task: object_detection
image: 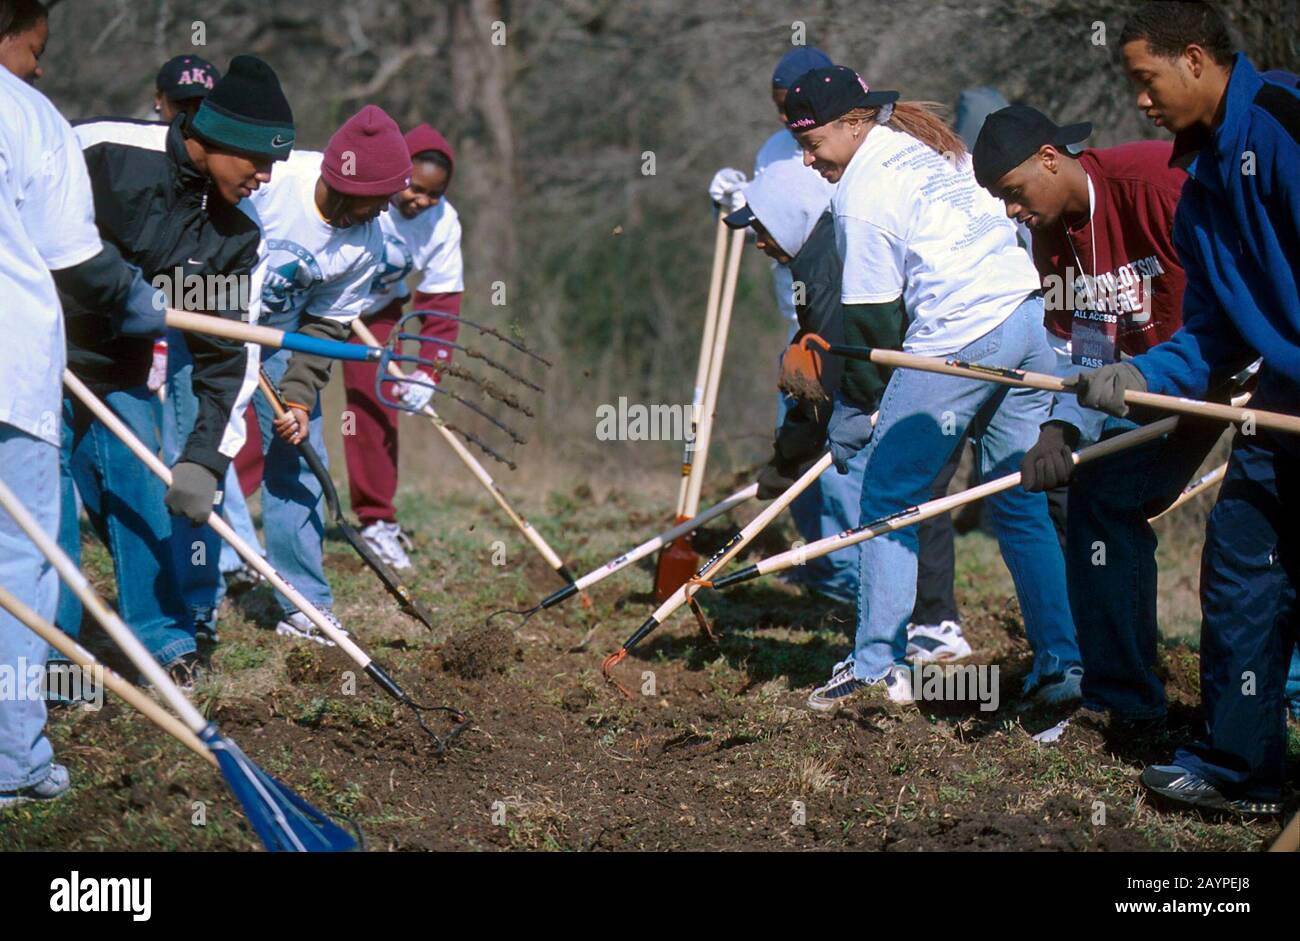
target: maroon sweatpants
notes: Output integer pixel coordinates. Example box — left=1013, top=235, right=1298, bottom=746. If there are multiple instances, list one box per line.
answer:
left=341, top=294, right=461, bottom=525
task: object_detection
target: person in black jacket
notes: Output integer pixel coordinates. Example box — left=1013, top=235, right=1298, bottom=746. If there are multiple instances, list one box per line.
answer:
left=723, top=154, right=971, bottom=662
left=51, top=55, right=294, bottom=686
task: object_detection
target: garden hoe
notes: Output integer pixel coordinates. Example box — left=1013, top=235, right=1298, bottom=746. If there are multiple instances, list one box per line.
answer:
left=257, top=368, right=435, bottom=629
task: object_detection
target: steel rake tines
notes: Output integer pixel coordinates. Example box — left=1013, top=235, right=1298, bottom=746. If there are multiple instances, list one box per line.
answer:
left=394, top=332, right=544, bottom=395
left=375, top=355, right=528, bottom=446
left=409, top=310, right=553, bottom=368
left=402, top=698, right=472, bottom=756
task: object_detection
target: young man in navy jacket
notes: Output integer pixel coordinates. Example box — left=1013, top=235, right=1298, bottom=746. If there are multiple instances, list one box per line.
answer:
left=1076, top=1, right=1299, bottom=816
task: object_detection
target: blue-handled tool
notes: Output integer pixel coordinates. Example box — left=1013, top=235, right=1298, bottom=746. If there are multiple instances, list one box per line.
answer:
left=165, top=309, right=381, bottom=363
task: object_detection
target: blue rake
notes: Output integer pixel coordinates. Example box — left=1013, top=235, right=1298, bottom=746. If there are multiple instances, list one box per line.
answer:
left=0, top=475, right=360, bottom=853
left=202, top=725, right=359, bottom=852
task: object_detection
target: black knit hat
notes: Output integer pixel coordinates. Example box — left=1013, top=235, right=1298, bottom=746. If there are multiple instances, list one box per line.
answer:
left=190, top=55, right=295, bottom=161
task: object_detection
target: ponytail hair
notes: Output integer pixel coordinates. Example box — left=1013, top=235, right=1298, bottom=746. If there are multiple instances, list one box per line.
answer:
left=844, top=101, right=965, bottom=160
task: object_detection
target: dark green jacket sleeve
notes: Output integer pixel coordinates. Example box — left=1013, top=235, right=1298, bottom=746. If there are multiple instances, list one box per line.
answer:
left=277, top=316, right=351, bottom=411
left=839, top=297, right=907, bottom=411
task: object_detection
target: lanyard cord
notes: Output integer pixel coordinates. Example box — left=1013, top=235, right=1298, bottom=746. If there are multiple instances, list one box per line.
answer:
left=1064, top=175, right=1098, bottom=311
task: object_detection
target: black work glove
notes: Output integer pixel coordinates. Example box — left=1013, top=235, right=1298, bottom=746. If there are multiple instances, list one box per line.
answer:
left=1020, top=422, right=1080, bottom=492
left=165, top=462, right=219, bottom=524
left=757, top=446, right=819, bottom=500
left=1068, top=361, right=1147, bottom=418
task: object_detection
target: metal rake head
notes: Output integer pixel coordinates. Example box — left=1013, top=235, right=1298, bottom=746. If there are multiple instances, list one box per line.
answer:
left=395, top=313, right=544, bottom=394
left=405, top=310, right=553, bottom=368
left=375, top=347, right=528, bottom=446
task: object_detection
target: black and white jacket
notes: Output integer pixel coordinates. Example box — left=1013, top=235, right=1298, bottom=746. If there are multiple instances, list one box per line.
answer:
left=64, top=113, right=261, bottom=477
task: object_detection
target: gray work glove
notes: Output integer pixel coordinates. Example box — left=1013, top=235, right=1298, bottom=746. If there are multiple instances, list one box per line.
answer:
left=826, top=399, right=875, bottom=474
left=1067, top=361, right=1147, bottom=418
left=113, top=263, right=168, bottom=339
left=1020, top=422, right=1080, bottom=492
left=165, top=462, right=219, bottom=524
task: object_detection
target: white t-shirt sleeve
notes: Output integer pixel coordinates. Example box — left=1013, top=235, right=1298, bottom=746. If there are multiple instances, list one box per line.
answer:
left=838, top=213, right=906, bottom=304
left=23, top=121, right=101, bottom=271
left=415, top=212, right=464, bottom=294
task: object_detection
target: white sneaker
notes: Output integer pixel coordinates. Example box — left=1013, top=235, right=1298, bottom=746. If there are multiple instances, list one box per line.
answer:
left=361, top=521, right=412, bottom=571
left=906, top=620, right=972, bottom=663
left=0, top=764, right=70, bottom=808
left=881, top=664, right=916, bottom=705
left=274, top=609, right=348, bottom=647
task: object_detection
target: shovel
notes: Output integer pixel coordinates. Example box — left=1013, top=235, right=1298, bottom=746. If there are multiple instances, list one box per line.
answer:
left=655, top=218, right=746, bottom=599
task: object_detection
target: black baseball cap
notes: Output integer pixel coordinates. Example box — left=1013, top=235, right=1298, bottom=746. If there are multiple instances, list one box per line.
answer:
left=155, top=54, right=220, bottom=101
left=783, top=66, right=898, bottom=133
left=972, top=105, right=1092, bottom=190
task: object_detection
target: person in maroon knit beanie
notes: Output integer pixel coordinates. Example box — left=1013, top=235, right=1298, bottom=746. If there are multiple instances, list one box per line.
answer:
left=340, top=123, right=465, bottom=570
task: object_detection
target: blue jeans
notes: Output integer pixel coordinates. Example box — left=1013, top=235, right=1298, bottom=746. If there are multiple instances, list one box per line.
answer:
left=0, top=426, right=59, bottom=790
left=253, top=348, right=333, bottom=616
left=1174, top=369, right=1298, bottom=801
left=849, top=296, right=1078, bottom=690
left=55, top=388, right=194, bottom=666
left=218, top=463, right=263, bottom=576
left=162, top=330, right=228, bottom=619
left=162, top=332, right=267, bottom=612
left=781, top=392, right=869, bottom=596
left=1067, top=412, right=1225, bottom=719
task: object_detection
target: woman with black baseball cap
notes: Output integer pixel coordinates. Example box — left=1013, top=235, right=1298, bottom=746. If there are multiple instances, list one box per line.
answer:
left=783, top=66, right=1080, bottom=714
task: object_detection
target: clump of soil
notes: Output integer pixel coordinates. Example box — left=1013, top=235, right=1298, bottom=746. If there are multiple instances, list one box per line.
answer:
left=285, top=644, right=322, bottom=684
left=441, top=623, right=514, bottom=679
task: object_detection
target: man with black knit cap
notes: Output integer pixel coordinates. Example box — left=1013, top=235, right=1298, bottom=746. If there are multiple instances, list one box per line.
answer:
left=52, top=55, right=294, bottom=685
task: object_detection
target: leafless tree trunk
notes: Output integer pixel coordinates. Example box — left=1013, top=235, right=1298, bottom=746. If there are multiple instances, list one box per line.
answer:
left=449, top=0, right=518, bottom=282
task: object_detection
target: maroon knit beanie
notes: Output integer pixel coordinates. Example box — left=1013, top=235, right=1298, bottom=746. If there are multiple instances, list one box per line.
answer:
left=404, top=123, right=455, bottom=176
left=321, top=105, right=413, bottom=197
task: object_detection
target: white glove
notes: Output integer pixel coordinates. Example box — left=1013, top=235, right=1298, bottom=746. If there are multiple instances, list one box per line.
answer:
left=398, top=369, right=437, bottom=412
left=708, top=167, right=748, bottom=211
left=146, top=340, right=168, bottom=392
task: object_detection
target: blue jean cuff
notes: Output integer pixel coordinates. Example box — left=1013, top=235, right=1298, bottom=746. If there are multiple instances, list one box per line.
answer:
left=0, top=760, right=53, bottom=793
left=155, top=637, right=198, bottom=667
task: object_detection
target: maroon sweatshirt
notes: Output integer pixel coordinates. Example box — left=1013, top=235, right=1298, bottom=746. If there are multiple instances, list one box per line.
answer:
left=1033, top=140, right=1187, bottom=367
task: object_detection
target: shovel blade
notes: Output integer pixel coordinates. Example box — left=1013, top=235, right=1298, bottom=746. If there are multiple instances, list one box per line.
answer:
left=654, top=531, right=699, bottom=602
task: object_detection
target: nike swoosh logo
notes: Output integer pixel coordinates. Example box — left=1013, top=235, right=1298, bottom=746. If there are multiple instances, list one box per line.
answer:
left=188, top=258, right=203, bottom=266
left=271, top=135, right=293, bottom=148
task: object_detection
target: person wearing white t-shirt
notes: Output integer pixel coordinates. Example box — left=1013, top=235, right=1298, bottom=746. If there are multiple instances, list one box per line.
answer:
left=780, top=67, right=1080, bottom=713
left=340, top=124, right=464, bottom=571
left=244, top=105, right=412, bottom=645
left=0, top=65, right=168, bottom=808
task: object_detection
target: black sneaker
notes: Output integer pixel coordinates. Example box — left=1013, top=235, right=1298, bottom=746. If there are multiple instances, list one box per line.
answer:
left=1140, top=764, right=1282, bottom=817
left=43, top=661, right=82, bottom=707
left=192, top=607, right=219, bottom=645
left=223, top=562, right=265, bottom=597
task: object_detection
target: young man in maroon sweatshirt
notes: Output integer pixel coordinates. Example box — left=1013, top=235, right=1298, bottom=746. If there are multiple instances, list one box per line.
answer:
left=972, top=105, right=1227, bottom=738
